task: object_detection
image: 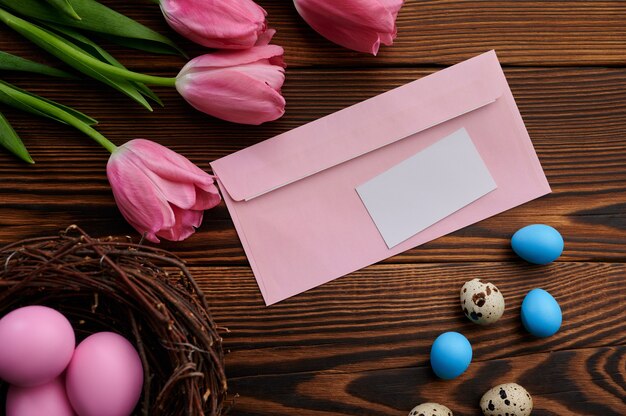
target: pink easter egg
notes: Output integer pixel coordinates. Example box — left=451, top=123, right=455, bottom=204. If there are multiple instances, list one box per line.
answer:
left=66, top=332, right=143, bottom=416
left=6, top=375, right=77, bottom=416
left=0, top=306, right=75, bottom=387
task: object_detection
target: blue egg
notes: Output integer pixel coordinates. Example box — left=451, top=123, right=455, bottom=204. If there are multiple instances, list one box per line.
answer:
left=430, top=332, right=472, bottom=380
left=521, top=288, right=562, bottom=337
left=511, top=224, right=564, bottom=265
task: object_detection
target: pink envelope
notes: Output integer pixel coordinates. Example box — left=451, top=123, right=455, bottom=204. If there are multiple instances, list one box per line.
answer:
left=211, top=50, right=551, bottom=305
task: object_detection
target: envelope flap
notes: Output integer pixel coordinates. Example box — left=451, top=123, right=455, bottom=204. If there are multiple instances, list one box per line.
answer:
left=211, top=51, right=505, bottom=202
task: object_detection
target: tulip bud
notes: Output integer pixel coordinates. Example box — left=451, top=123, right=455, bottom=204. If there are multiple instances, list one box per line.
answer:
left=160, top=0, right=269, bottom=49
left=293, top=0, right=404, bottom=55
left=175, top=34, right=286, bottom=125
left=107, top=139, right=221, bottom=243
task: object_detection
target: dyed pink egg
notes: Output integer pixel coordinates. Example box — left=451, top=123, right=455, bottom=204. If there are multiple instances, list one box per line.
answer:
left=6, top=376, right=77, bottom=416
left=0, top=306, right=75, bottom=387
left=66, top=332, right=143, bottom=416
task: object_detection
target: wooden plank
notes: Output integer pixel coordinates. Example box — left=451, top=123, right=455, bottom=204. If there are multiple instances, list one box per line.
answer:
left=226, top=346, right=626, bottom=415
left=0, top=67, right=625, bottom=263
left=1, top=1, right=626, bottom=68
left=1, top=2, right=624, bottom=415
left=261, top=0, right=626, bottom=67
left=194, top=263, right=626, bottom=415
left=192, top=263, right=626, bottom=376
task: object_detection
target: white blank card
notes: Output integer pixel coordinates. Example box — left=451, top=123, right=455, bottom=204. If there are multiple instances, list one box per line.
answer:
left=356, top=128, right=497, bottom=248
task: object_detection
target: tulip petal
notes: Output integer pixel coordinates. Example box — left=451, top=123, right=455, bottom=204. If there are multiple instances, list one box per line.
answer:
left=191, top=185, right=221, bottom=210
left=234, top=61, right=285, bottom=91
left=378, top=0, right=404, bottom=16
left=178, top=67, right=286, bottom=125
left=142, top=167, right=198, bottom=210
left=107, top=150, right=175, bottom=242
left=307, top=17, right=384, bottom=54
left=297, top=0, right=395, bottom=32
left=294, top=0, right=401, bottom=54
left=106, top=139, right=221, bottom=243
left=161, top=0, right=268, bottom=49
left=125, top=139, right=217, bottom=192
left=156, top=205, right=204, bottom=242
left=255, top=28, right=276, bottom=46
left=179, top=45, right=285, bottom=74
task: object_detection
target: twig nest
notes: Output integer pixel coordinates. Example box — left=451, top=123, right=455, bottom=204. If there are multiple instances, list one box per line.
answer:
left=409, top=402, right=453, bottom=416
left=460, top=279, right=505, bottom=325
left=0, top=226, right=228, bottom=416
left=480, top=383, right=533, bottom=416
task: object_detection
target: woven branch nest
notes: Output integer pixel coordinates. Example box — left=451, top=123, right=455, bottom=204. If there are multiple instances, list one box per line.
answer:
left=0, top=226, right=228, bottom=416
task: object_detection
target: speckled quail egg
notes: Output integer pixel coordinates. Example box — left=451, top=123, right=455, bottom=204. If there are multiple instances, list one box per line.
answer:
left=408, top=402, right=453, bottom=416
left=460, top=279, right=505, bottom=325
left=480, top=383, right=533, bottom=416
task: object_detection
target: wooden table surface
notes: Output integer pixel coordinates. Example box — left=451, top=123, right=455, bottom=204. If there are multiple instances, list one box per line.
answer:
left=1, top=1, right=625, bottom=415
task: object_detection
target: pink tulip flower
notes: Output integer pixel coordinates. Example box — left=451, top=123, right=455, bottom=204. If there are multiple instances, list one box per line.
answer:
left=160, top=0, right=269, bottom=49
left=175, top=32, right=286, bottom=125
left=106, top=139, right=221, bottom=243
left=293, top=0, right=404, bottom=55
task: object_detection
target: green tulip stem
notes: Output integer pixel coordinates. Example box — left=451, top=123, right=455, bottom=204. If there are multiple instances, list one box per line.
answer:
left=0, top=7, right=177, bottom=88
left=0, top=82, right=117, bottom=153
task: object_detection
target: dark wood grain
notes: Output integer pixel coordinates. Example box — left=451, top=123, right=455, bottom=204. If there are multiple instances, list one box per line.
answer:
left=197, top=263, right=626, bottom=376
left=2, top=1, right=626, bottom=69
left=0, top=68, right=625, bottom=264
left=194, top=263, right=626, bottom=415
left=227, top=346, right=626, bottom=416
left=0, top=1, right=625, bottom=415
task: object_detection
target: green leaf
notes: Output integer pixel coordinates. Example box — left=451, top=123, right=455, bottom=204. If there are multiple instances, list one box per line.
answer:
left=0, top=50, right=74, bottom=78
left=0, top=0, right=185, bottom=56
left=44, top=0, right=81, bottom=20
left=0, top=79, right=97, bottom=126
left=0, top=79, right=117, bottom=153
left=0, top=86, right=61, bottom=121
left=0, top=112, right=34, bottom=163
left=0, top=12, right=155, bottom=111
left=38, top=25, right=155, bottom=111
left=101, top=35, right=183, bottom=57
left=46, top=24, right=162, bottom=106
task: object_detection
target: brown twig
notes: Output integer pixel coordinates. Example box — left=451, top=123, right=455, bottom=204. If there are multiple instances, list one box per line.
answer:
left=0, top=226, right=227, bottom=416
